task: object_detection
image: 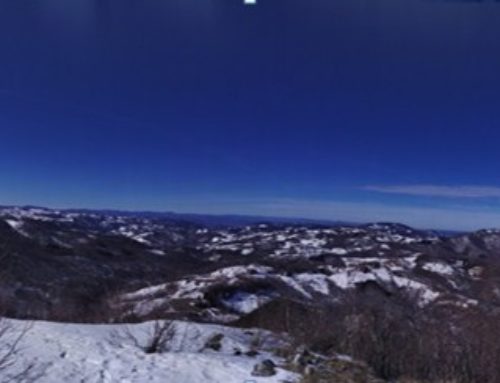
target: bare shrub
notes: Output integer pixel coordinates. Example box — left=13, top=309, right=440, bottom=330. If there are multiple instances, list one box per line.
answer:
left=0, top=241, right=44, bottom=382
left=269, top=288, right=500, bottom=383
left=249, top=329, right=273, bottom=351
left=0, top=320, right=38, bottom=383
left=110, top=320, right=177, bottom=354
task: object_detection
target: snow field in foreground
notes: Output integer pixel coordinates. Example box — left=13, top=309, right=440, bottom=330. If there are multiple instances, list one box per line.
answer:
left=0, top=319, right=298, bottom=383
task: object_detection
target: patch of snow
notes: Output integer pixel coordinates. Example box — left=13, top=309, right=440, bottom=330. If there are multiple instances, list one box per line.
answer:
left=294, top=274, right=330, bottom=295
left=327, top=263, right=439, bottom=306
left=5, top=219, right=23, bottom=230
left=422, top=262, right=454, bottom=276
left=3, top=219, right=30, bottom=238
left=132, top=297, right=169, bottom=316
left=279, top=276, right=313, bottom=298
left=328, top=267, right=392, bottom=289
left=122, top=284, right=169, bottom=300
left=392, top=276, right=440, bottom=305
left=330, top=248, right=348, bottom=255
left=172, top=280, right=206, bottom=300
left=241, top=248, right=254, bottom=256
left=211, top=265, right=273, bottom=280
left=150, top=249, right=165, bottom=256
left=221, top=292, right=273, bottom=314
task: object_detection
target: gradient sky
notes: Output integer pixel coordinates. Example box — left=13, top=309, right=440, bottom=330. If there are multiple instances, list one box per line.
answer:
left=1, top=0, right=500, bottom=230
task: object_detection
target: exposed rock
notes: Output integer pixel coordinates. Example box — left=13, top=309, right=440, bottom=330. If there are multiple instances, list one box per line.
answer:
left=251, top=359, right=277, bottom=377
left=204, top=333, right=224, bottom=351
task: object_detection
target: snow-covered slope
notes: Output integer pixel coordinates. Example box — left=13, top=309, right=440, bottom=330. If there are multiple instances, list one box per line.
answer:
left=2, top=319, right=297, bottom=383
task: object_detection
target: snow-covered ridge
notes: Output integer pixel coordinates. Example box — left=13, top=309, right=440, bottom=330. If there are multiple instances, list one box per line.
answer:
left=117, top=250, right=472, bottom=321
left=199, top=224, right=439, bottom=259
left=0, top=206, right=195, bottom=249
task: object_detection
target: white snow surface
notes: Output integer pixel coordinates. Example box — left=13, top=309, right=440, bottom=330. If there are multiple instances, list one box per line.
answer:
left=5, top=219, right=23, bottom=230
left=2, top=319, right=297, bottom=383
left=220, top=292, right=274, bottom=314
left=422, top=262, right=455, bottom=276
left=3, top=219, right=30, bottom=237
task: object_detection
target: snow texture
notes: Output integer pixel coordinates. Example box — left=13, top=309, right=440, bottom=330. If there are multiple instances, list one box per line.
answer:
left=2, top=319, right=297, bottom=383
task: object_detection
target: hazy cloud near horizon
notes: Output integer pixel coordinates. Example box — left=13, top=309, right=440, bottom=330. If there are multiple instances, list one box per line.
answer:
left=151, top=197, right=500, bottom=231
left=364, top=185, right=500, bottom=199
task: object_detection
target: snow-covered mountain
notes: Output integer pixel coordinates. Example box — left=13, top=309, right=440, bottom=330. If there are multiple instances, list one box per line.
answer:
left=0, top=205, right=498, bottom=323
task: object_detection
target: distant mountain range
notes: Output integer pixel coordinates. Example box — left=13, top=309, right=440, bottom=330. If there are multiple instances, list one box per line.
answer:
left=0, top=204, right=497, bottom=323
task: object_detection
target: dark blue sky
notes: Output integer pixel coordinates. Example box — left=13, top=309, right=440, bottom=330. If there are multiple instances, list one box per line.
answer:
left=1, top=0, right=500, bottom=229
